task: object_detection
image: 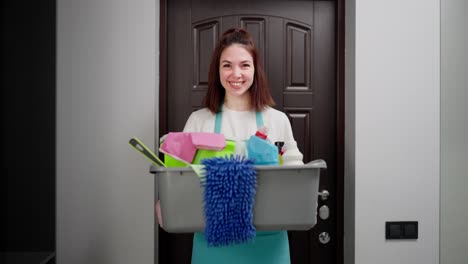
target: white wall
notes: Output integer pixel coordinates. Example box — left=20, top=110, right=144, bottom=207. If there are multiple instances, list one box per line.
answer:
left=345, top=0, right=440, bottom=264
left=57, top=0, right=158, bottom=263
left=440, top=1, right=468, bottom=264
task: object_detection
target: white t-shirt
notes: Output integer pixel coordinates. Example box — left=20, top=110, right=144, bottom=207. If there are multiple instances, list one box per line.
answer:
left=183, top=106, right=303, bottom=163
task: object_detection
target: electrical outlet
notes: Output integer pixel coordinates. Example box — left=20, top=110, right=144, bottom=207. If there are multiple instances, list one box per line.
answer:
left=385, top=221, right=418, bottom=240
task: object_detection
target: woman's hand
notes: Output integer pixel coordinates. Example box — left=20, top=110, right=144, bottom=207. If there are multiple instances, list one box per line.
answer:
left=155, top=200, right=163, bottom=228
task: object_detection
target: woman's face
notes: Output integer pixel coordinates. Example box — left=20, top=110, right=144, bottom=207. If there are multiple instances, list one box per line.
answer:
left=219, top=44, right=255, bottom=100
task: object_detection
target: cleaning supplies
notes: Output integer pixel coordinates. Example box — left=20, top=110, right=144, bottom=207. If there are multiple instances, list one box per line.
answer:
left=191, top=132, right=226, bottom=151
left=129, top=137, right=166, bottom=167
left=161, top=132, right=235, bottom=167
left=246, top=126, right=278, bottom=165
left=281, top=141, right=304, bottom=166
left=275, top=141, right=285, bottom=165
left=201, top=155, right=257, bottom=247
left=159, top=132, right=197, bottom=164
left=192, top=139, right=236, bottom=164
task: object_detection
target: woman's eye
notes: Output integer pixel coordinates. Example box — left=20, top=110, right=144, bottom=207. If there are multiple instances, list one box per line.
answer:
left=242, top=64, right=251, bottom=68
left=222, top=64, right=231, bottom=68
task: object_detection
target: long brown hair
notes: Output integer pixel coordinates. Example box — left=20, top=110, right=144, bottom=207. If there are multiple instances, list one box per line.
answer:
left=204, top=28, right=275, bottom=113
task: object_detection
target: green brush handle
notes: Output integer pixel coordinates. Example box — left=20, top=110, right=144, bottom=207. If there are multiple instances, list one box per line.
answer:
left=129, top=137, right=166, bottom=167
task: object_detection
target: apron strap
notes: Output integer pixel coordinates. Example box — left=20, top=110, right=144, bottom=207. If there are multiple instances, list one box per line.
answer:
left=214, top=105, right=264, bottom=134
left=256, top=111, right=264, bottom=128
left=214, top=109, right=223, bottom=134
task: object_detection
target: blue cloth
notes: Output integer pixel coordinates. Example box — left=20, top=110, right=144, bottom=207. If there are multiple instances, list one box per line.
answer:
left=192, top=231, right=291, bottom=264
left=201, top=155, right=257, bottom=247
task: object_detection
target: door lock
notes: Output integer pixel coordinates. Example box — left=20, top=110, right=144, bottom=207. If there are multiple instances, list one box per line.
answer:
left=318, top=232, right=331, bottom=244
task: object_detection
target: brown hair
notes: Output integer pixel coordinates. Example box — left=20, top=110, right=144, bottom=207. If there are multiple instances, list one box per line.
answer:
left=204, top=28, right=275, bottom=113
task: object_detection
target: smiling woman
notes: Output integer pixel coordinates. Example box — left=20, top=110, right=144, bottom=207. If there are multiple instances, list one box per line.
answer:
left=179, top=28, right=304, bottom=264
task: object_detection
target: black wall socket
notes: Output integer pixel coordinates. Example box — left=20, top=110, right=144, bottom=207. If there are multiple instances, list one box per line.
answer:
left=385, top=221, right=418, bottom=240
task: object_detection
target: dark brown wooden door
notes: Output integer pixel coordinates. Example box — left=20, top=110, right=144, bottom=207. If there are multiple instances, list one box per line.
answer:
left=160, top=0, right=339, bottom=263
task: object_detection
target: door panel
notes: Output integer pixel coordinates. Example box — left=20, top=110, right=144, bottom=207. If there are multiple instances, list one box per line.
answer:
left=192, top=22, right=219, bottom=107
left=161, top=1, right=338, bottom=263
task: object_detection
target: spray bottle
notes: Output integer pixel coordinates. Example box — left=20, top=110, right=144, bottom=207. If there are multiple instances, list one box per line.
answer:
left=246, top=126, right=279, bottom=165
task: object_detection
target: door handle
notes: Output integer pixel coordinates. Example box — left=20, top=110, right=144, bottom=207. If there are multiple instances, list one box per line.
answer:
left=318, top=190, right=330, bottom=201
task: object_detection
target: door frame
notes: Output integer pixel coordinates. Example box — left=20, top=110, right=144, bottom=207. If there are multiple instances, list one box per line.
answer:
left=158, top=1, right=345, bottom=263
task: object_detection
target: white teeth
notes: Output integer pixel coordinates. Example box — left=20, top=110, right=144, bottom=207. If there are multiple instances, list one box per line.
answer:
left=230, top=82, right=242, bottom=87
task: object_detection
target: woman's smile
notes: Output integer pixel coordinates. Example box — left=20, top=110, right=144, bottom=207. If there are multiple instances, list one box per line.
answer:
left=229, top=81, right=244, bottom=88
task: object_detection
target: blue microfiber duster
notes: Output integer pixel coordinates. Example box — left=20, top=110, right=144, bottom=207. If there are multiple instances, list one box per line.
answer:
left=201, top=155, right=257, bottom=247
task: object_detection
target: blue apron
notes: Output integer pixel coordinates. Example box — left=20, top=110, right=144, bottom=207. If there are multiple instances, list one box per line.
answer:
left=191, top=107, right=291, bottom=264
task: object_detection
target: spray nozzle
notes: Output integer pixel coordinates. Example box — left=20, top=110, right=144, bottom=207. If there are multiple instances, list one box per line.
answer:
left=255, top=126, right=268, bottom=139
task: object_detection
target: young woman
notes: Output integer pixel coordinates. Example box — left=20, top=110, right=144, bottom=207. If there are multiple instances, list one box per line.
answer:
left=182, top=28, right=304, bottom=264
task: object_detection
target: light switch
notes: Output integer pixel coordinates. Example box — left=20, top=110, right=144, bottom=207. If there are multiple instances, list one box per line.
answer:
left=386, top=223, right=401, bottom=239
left=386, top=221, right=418, bottom=240
left=403, top=222, right=418, bottom=239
